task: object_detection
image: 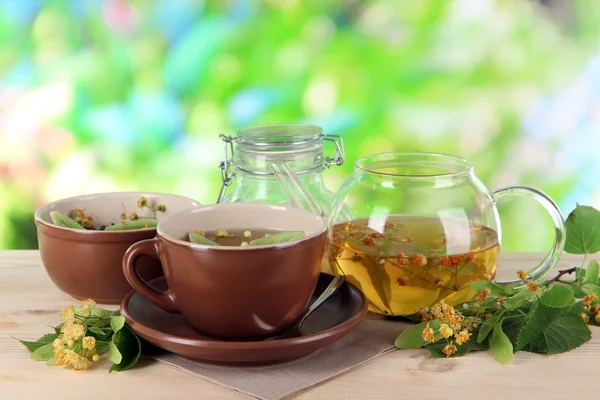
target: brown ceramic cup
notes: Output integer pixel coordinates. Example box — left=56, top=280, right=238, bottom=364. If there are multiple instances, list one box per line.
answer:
left=35, top=192, right=200, bottom=304
left=122, top=203, right=329, bottom=340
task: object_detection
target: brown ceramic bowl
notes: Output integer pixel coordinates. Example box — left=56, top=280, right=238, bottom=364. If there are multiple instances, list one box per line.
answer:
left=123, top=203, right=329, bottom=340
left=35, top=192, right=200, bottom=304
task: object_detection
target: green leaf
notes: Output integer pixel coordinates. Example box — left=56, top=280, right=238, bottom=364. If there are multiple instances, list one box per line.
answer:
left=471, top=281, right=517, bottom=296
left=50, top=211, right=85, bottom=230
left=501, top=314, right=526, bottom=346
left=395, top=321, right=441, bottom=349
left=539, top=285, right=575, bottom=308
left=502, top=289, right=534, bottom=310
left=581, top=283, right=600, bottom=297
left=31, top=343, right=55, bottom=361
left=46, top=356, right=58, bottom=366
left=19, top=332, right=59, bottom=352
left=248, top=231, right=305, bottom=246
left=585, top=260, right=600, bottom=284
left=516, top=302, right=591, bottom=353
left=96, top=341, right=110, bottom=354
left=564, top=205, right=600, bottom=254
left=490, top=323, right=513, bottom=364
left=477, top=311, right=505, bottom=343
left=109, top=325, right=142, bottom=372
left=108, top=341, right=122, bottom=365
left=88, top=326, right=107, bottom=336
left=189, top=232, right=220, bottom=246
left=75, top=307, right=115, bottom=319
left=111, top=316, right=125, bottom=333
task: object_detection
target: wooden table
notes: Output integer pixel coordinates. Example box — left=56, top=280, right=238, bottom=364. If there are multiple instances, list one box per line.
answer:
left=1, top=251, right=598, bottom=399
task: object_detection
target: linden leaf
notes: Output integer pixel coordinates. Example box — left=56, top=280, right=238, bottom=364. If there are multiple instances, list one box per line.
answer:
left=108, top=341, right=122, bottom=365
left=564, top=205, right=600, bottom=254
left=394, top=320, right=441, bottom=349
left=19, top=333, right=59, bottom=353
left=248, top=231, right=305, bottom=246
left=110, top=316, right=126, bottom=334
left=109, top=325, right=141, bottom=372
left=477, top=311, right=505, bottom=344
left=502, top=289, right=534, bottom=310
left=490, top=323, right=513, bottom=364
left=585, top=260, right=600, bottom=284
left=189, top=232, right=220, bottom=246
left=539, top=285, right=575, bottom=308
left=501, top=314, right=526, bottom=346
left=30, top=343, right=55, bottom=361
left=425, top=339, right=488, bottom=359
left=516, top=302, right=591, bottom=353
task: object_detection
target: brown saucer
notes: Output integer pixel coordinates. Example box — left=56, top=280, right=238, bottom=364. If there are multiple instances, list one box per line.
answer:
left=120, top=274, right=368, bottom=365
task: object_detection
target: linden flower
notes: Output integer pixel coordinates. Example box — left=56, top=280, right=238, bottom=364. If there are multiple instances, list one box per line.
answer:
left=583, top=294, right=597, bottom=306
left=241, top=242, right=249, bottom=247
left=63, top=323, right=85, bottom=341
left=195, top=229, right=205, bottom=236
left=396, top=276, right=408, bottom=286
left=421, top=323, right=436, bottom=343
left=396, top=252, right=409, bottom=266
left=580, top=313, right=590, bottom=323
left=516, top=270, right=528, bottom=280
left=243, top=230, right=252, bottom=239
left=442, top=342, right=457, bottom=357
left=129, top=212, right=138, bottom=221
left=596, top=312, right=600, bottom=325
left=216, top=229, right=229, bottom=237
left=527, top=281, right=539, bottom=293
left=591, top=305, right=600, bottom=315
left=476, top=288, right=491, bottom=302
left=60, top=305, right=75, bottom=322
left=137, top=196, right=149, bottom=208
left=439, top=324, right=453, bottom=339
left=82, top=336, right=96, bottom=350
left=411, top=253, right=427, bottom=267
left=156, top=204, right=166, bottom=212
left=455, top=330, right=472, bottom=345
left=464, top=252, right=475, bottom=263
left=80, top=298, right=96, bottom=314
left=399, top=236, right=413, bottom=244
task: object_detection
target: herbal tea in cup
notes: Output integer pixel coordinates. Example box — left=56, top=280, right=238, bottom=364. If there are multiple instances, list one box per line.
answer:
left=327, top=152, right=566, bottom=316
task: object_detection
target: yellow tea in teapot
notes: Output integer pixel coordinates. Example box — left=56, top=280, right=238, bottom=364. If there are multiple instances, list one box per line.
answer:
left=330, top=216, right=500, bottom=316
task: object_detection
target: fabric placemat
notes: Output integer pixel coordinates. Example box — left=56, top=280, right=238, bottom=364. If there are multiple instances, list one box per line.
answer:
left=146, top=315, right=405, bottom=400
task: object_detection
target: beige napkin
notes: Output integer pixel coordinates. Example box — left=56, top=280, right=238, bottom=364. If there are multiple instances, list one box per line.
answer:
left=147, top=315, right=405, bottom=400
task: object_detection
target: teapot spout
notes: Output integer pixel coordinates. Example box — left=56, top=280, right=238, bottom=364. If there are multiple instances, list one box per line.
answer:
left=269, top=162, right=325, bottom=218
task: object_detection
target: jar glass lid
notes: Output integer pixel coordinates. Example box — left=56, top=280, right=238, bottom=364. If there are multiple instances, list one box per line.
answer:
left=237, top=124, right=323, bottom=146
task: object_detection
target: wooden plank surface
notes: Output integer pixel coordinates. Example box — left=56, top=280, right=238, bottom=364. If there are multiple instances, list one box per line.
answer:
left=1, top=250, right=598, bottom=399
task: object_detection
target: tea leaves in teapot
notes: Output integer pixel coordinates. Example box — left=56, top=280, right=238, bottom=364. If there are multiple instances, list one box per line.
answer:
left=189, top=232, right=221, bottom=246
left=248, top=231, right=305, bottom=246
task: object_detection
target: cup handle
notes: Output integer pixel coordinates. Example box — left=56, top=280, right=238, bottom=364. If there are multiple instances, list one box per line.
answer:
left=123, top=238, right=178, bottom=313
left=491, top=186, right=566, bottom=285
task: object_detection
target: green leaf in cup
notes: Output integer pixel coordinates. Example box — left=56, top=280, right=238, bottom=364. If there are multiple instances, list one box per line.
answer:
left=189, top=232, right=221, bottom=246
left=50, top=211, right=85, bottom=230
left=248, top=231, right=305, bottom=246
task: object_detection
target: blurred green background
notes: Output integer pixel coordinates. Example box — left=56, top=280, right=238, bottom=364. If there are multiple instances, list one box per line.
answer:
left=1, top=0, right=599, bottom=251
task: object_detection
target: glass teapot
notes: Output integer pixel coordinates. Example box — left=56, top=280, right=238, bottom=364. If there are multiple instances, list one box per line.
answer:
left=322, top=152, right=566, bottom=316
left=216, top=123, right=344, bottom=213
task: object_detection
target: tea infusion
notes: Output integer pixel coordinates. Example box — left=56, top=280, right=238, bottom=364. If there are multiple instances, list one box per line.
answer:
left=330, top=216, right=500, bottom=316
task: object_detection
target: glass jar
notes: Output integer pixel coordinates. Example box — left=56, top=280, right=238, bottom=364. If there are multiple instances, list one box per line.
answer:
left=216, top=124, right=344, bottom=213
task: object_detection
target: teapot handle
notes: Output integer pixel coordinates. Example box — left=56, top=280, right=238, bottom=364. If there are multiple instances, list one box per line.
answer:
left=491, top=186, right=566, bottom=285
left=269, top=162, right=326, bottom=218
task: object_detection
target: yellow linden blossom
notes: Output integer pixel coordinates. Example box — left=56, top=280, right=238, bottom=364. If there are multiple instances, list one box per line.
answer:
left=62, top=323, right=85, bottom=341
left=195, top=229, right=205, bottom=236
left=580, top=313, right=590, bottom=323
left=516, top=270, right=527, bottom=280
left=82, top=336, right=96, bottom=350
left=476, top=288, right=491, bottom=302
left=60, top=305, right=75, bottom=322
left=442, top=342, right=457, bottom=357
left=216, top=229, right=229, bottom=237
left=80, top=299, right=96, bottom=314
left=583, top=294, right=597, bottom=306
left=439, top=324, right=453, bottom=339
left=421, top=323, right=436, bottom=343
left=455, top=330, right=472, bottom=345
left=596, top=312, right=600, bottom=325
left=137, top=196, right=148, bottom=208
left=527, top=281, right=539, bottom=293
